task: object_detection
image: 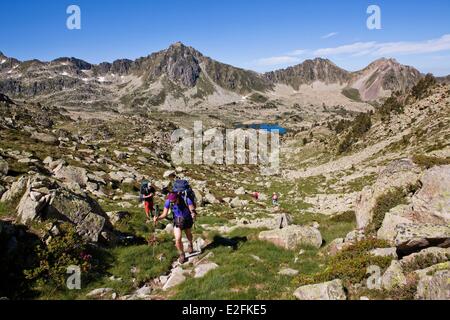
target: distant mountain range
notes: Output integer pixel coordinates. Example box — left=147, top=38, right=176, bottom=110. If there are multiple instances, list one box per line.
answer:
left=0, top=42, right=433, bottom=111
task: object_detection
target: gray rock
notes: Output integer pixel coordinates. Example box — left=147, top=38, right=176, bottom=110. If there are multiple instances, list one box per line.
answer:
left=134, top=285, right=152, bottom=298
left=370, top=247, right=398, bottom=259
left=400, top=247, right=450, bottom=269
left=163, top=170, right=176, bottom=178
left=294, top=279, right=346, bottom=300
left=276, top=213, right=293, bottom=229
left=355, top=159, right=421, bottom=229
left=194, top=262, right=219, bottom=278
left=416, top=270, right=450, bottom=300
left=411, top=165, right=450, bottom=223
left=234, top=187, right=246, bottom=195
left=86, top=288, right=114, bottom=298
left=395, top=223, right=450, bottom=255
left=381, top=260, right=407, bottom=291
left=377, top=205, right=414, bottom=243
left=259, top=225, right=322, bottom=249
left=204, top=192, right=219, bottom=205
left=344, top=229, right=365, bottom=243
left=278, top=268, right=299, bottom=276
left=1, top=176, right=28, bottom=203
left=54, top=165, right=88, bottom=187
left=230, top=197, right=248, bottom=208
left=106, top=211, right=130, bottom=225
left=162, top=269, right=186, bottom=291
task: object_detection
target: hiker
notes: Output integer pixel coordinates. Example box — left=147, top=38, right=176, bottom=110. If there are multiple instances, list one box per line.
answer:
left=140, top=180, right=156, bottom=221
left=252, top=191, right=260, bottom=201
left=153, top=180, right=197, bottom=264
left=272, top=192, right=279, bottom=206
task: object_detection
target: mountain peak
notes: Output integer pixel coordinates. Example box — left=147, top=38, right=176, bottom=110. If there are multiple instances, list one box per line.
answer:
left=170, top=41, right=186, bottom=48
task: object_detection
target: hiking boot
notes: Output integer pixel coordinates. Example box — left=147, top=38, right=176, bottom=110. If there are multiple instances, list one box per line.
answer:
left=178, top=253, right=186, bottom=264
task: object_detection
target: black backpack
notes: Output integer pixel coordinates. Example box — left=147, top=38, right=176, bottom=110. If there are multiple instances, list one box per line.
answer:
left=139, top=180, right=150, bottom=202
left=172, top=179, right=196, bottom=208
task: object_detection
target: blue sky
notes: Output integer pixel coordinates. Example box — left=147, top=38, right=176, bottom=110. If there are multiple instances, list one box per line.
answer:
left=1, top=0, right=450, bottom=75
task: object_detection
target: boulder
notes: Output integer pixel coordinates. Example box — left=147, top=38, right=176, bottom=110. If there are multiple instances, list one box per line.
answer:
left=193, top=189, right=204, bottom=207
left=355, top=159, right=421, bottom=229
left=411, top=165, right=450, bottom=223
left=106, top=211, right=130, bottom=226
left=234, top=187, right=246, bottom=195
left=204, top=192, right=219, bottom=205
left=230, top=197, right=247, bottom=208
left=381, top=260, right=407, bottom=291
left=293, top=279, right=346, bottom=300
left=395, top=223, right=450, bottom=256
left=259, top=225, right=322, bottom=250
left=47, top=189, right=107, bottom=242
left=16, top=189, right=52, bottom=223
left=54, top=165, right=88, bottom=187
left=400, top=247, right=450, bottom=269
left=162, top=268, right=186, bottom=291
left=377, top=205, right=414, bottom=243
left=163, top=170, right=176, bottom=178
left=1, top=176, right=28, bottom=203
left=416, top=270, right=450, bottom=300
left=194, top=262, right=219, bottom=278
left=132, top=285, right=152, bottom=299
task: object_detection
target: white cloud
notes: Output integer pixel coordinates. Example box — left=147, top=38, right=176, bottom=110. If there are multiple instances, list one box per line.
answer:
left=288, top=49, right=307, bottom=56
left=321, top=32, right=339, bottom=39
left=255, top=56, right=301, bottom=66
left=314, top=42, right=377, bottom=56
left=314, top=34, right=450, bottom=57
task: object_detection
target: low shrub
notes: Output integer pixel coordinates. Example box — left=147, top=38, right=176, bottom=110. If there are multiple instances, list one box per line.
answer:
left=366, top=188, right=408, bottom=235
left=412, top=154, right=450, bottom=169
left=411, top=74, right=436, bottom=100
left=378, top=96, right=404, bottom=121
left=295, top=238, right=391, bottom=286
left=24, top=223, right=98, bottom=289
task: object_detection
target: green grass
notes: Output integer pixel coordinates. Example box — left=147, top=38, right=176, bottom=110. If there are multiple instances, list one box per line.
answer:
left=0, top=202, right=15, bottom=218
left=293, top=212, right=356, bottom=245
left=345, top=174, right=377, bottom=192
left=366, top=188, right=408, bottom=235
left=172, top=234, right=320, bottom=300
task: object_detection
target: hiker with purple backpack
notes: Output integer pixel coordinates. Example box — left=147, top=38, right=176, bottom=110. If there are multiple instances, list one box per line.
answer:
left=154, top=180, right=197, bottom=264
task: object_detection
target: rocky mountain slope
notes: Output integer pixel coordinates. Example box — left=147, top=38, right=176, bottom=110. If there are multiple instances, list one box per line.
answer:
left=0, top=73, right=449, bottom=300
left=0, top=44, right=427, bottom=115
